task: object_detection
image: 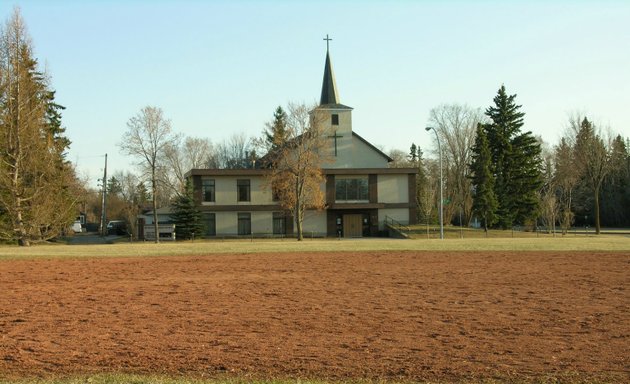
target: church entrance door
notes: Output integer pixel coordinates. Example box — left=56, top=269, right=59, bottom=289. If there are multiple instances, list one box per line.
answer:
left=343, top=214, right=363, bottom=238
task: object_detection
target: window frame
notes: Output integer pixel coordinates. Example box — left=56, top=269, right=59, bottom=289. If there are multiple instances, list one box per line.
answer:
left=335, top=177, right=369, bottom=202
left=204, top=212, right=216, bottom=236
left=238, top=212, right=251, bottom=235
left=237, top=179, right=251, bottom=202
left=272, top=212, right=286, bottom=235
left=202, top=179, right=215, bottom=202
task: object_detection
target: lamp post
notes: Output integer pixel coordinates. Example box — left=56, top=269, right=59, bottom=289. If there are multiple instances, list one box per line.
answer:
left=425, top=127, right=444, bottom=240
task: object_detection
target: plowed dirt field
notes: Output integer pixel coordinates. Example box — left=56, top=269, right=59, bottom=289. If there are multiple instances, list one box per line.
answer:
left=0, top=251, right=628, bottom=382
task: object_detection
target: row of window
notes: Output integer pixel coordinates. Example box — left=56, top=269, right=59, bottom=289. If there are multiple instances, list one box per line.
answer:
left=203, top=212, right=287, bottom=236
left=201, top=177, right=369, bottom=203
left=202, top=179, right=251, bottom=203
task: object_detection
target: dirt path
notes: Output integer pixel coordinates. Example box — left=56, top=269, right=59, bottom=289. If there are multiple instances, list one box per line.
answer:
left=0, top=251, right=628, bottom=381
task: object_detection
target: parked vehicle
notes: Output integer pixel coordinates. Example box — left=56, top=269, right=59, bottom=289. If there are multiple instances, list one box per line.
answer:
left=106, top=220, right=128, bottom=236
left=71, top=220, right=83, bottom=233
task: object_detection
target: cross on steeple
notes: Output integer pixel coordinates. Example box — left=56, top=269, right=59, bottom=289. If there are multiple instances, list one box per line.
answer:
left=328, top=130, right=343, bottom=156
left=323, top=34, right=332, bottom=52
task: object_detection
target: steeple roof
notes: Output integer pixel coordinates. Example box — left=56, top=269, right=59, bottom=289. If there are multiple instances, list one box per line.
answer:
left=318, top=39, right=352, bottom=110
left=320, top=50, right=340, bottom=106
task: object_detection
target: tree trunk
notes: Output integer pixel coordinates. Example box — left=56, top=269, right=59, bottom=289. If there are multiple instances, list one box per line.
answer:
left=295, top=201, right=303, bottom=241
left=13, top=153, right=30, bottom=246
left=16, top=201, right=30, bottom=247
left=594, top=183, right=601, bottom=235
left=152, top=169, right=159, bottom=244
left=294, top=180, right=303, bottom=241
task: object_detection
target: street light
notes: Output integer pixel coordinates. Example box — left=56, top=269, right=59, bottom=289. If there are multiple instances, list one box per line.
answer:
left=425, top=126, right=444, bottom=240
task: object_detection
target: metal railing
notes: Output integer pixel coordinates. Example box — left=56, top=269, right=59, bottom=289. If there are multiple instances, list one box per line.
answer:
left=384, top=216, right=410, bottom=238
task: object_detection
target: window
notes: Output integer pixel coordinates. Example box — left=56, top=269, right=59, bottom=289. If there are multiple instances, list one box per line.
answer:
left=204, top=213, right=216, bottom=236
left=238, top=213, right=251, bottom=235
left=202, top=179, right=215, bottom=202
left=271, top=182, right=280, bottom=202
left=237, top=179, right=250, bottom=202
left=331, top=114, right=339, bottom=125
left=273, top=212, right=286, bottom=235
left=335, top=178, right=369, bottom=201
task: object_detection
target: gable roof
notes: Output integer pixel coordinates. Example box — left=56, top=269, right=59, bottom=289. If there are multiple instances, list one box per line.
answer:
left=352, top=132, right=393, bottom=162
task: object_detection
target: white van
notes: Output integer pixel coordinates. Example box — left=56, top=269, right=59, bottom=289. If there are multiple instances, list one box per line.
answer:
left=72, top=220, right=83, bottom=233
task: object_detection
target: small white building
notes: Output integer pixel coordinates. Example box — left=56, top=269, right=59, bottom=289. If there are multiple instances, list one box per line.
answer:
left=137, top=207, right=176, bottom=241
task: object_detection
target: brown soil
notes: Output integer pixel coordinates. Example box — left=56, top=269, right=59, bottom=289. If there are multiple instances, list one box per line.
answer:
left=0, top=251, right=628, bottom=382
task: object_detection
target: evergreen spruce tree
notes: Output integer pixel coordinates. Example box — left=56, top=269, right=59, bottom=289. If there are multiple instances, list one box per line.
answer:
left=43, top=90, right=70, bottom=155
left=511, top=132, right=544, bottom=224
left=601, top=135, right=629, bottom=226
left=409, top=143, right=418, bottom=163
left=171, top=179, right=204, bottom=240
left=482, top=85, right=542, bottom=228
left=107, top=176, right=122, bottom=196
left=469, top=124, right=498, bottom=231
left=264, top=106, right=288, bottom=149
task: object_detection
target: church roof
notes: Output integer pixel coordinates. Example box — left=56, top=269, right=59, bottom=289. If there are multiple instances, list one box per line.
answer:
left=320, top=50, right=342, bottom=107
left=316, top=103, right=353, bottom=111
left=352, top=132, right=393, bottom=162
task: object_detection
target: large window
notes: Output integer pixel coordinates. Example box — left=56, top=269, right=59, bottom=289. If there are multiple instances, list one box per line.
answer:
left=202, top=179, right=215, bottom=202
left=273, top=212, right=286, bottom=235
left=237, top=179, right=250, bottom=202
left=335, top=177, right=369, bottom=202
left=204, top=213, right=216, bottom=236
left=238, top=212, right=251, bottom=235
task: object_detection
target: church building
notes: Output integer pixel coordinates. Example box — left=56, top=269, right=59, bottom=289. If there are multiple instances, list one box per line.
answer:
left=186, top=42, right=417, bottom=238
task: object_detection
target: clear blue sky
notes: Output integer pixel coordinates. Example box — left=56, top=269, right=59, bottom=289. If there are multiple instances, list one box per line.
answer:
left=2, top=1, right=629, bottom=186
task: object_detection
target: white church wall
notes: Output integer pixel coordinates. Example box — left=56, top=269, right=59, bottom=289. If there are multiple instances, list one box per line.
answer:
left=209, top=176, right=273, bottom=206
left=325, top=133, right=389, bottom=169
left=300, top=210, right=327, bottom=237
left=252, top=212, right=273, bottom=235
left=377, top=174, right=409, bottom=203
left=215, top=212, right=236, bottom=235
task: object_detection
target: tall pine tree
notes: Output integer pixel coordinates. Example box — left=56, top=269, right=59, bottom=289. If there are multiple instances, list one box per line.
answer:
left=470, top=124, right=497, bottom=231
left=0, top=9, right=77, bottom=245
left=600, top=135, right=629, bottom=226
left=482, top=85, right=542, bottom=228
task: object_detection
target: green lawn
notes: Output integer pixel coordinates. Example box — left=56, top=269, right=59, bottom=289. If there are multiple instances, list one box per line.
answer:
left=405, top=224, right=630, bottom=240
left=0, top=235, right=629, bottom=261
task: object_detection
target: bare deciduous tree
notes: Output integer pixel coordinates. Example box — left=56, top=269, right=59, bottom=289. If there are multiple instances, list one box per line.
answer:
left=107, top=170, right=145, bottom=238
left=265, top=103, right=329, bottom=240
left=119, top=106, right=179, bottom=243
left=539, top=142, right=559, bottom=234
left=554, top=137, right=579, bottom=233
left=162, top=136, right=212, bottom=196
left=387, top=149, right=414, bottom=168
left=428, top=104, right=484, bottom=226
left=418, top=160, right=438, bottom=237
left=209, top=133, right=255, bottom=169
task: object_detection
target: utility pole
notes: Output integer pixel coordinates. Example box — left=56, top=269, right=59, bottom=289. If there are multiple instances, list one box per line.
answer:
left=99, top=154, right=108, bottom=236
left=425, top=127, right=444, bottom=240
